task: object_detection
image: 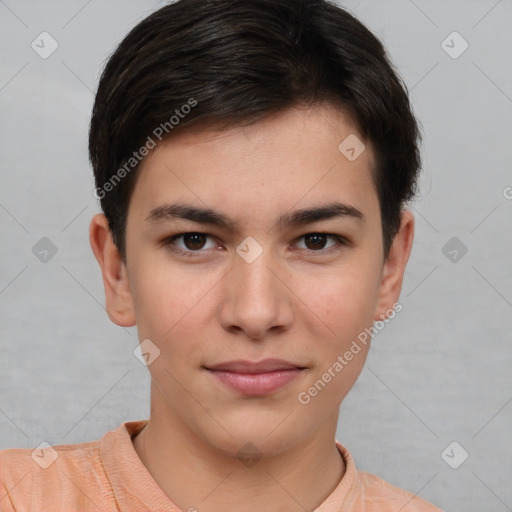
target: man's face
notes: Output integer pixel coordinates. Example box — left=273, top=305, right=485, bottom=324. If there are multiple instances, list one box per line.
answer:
left=121, top=105, right=396, bottom=456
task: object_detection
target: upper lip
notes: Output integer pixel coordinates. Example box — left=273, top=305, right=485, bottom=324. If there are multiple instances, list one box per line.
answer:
left=206, top=359, right=304, bottom=374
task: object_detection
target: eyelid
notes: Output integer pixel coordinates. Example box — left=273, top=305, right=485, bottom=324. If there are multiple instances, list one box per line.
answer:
left=163, top=232, right=350, bottom=256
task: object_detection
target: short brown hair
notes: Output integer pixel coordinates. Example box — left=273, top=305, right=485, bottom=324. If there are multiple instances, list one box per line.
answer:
left=89, top=0, right=421, bottom=260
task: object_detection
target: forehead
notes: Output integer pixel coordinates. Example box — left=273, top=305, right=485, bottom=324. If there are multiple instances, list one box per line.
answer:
left=129, top=105, right=378, bottom=225
left=147, top=105, right=371, bottom=167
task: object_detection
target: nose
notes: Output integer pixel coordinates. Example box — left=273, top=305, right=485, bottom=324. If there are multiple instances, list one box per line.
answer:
left=218, top=248, right=294, bottom=340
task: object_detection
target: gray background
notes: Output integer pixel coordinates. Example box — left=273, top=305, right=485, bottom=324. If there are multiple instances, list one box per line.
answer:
left=1, top=1, right=511, bottom=511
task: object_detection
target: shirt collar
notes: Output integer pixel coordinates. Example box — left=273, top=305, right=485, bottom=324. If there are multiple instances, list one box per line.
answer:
left=101, top=420, right=357, bottom=511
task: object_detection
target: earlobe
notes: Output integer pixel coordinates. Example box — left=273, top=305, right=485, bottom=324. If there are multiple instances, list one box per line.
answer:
left=374, top=210, right=415, bottom=321
left=89, top=214, right=136, bottom=327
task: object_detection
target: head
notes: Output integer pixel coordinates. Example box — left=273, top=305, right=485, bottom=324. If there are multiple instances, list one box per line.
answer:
left=89, top=0, right=420, bottom=458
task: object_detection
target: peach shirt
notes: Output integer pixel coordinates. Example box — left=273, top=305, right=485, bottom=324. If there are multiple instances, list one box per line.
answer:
left=0, top=420, right=443, bottom=511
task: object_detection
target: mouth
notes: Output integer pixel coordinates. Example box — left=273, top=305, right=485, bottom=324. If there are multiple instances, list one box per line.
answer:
left=205, top=359, right=306, bottom=396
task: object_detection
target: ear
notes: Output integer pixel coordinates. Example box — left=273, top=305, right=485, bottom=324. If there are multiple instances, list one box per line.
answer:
left=89, top=213, right=136, bottom=327
left=374, top=210, right=414, bottom=321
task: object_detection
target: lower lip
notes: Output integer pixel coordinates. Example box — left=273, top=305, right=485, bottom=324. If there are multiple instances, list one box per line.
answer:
left=208, top=369, right=302, bottom=395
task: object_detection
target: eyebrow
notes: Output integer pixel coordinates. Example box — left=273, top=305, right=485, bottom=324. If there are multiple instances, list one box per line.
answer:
left=145, top=202, right=365, bottom=230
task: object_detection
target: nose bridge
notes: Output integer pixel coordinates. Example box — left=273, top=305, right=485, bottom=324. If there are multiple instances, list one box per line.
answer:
left=235, top=247, right=278, bottom=300
left=219, top=243, right=293, bottom=338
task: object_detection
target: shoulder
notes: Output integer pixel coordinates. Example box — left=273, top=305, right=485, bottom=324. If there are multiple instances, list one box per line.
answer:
left=355, top=470, right=443, bottom=511
left=0, top=437, right=109, bottom=511
left=335, top=442, right=443, bottom=512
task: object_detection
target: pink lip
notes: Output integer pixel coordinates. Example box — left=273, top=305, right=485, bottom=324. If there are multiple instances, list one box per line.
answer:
left=206, top=359, right=305, bottom=396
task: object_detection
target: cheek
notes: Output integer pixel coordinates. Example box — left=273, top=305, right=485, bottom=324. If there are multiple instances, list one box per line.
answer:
left=128, top=260, right=192, bottom=338
left=129, top=260, right=223, bottom=364
left=295, top=271, right=379, bottom=411
left=295, top=261, right=382, bottom=344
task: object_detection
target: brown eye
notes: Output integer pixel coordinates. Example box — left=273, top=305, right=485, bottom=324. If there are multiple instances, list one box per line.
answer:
left=164, top=232, right=217, bottom=256
left=303, top=233, right=329, bottom=250
left=182, top=233, right=207, bottom=250
left=295, top=233, right=348, bottom=253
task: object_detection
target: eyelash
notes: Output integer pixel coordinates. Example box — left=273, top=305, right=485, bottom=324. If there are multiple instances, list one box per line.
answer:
left=162, top=232, right=350, bottom=257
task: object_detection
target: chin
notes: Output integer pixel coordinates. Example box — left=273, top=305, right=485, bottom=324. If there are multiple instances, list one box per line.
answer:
left=194, top=411, right=311, bottom=461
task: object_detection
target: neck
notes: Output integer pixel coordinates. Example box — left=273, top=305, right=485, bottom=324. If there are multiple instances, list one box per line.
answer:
left=132, top=388, right=345, bottom=512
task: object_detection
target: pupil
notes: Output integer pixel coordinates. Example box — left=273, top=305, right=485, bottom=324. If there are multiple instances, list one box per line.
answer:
left=306, top=234, right=326, bottom=250
left=185, top=233, right=205, bottom=250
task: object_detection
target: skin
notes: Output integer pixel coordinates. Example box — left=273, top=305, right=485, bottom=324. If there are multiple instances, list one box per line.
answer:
left=90, top=104, right=414, bottom=512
